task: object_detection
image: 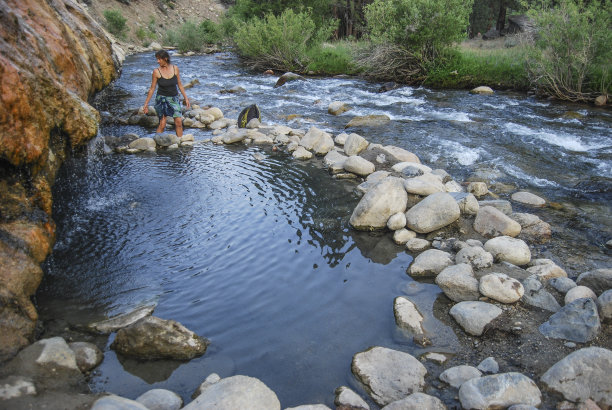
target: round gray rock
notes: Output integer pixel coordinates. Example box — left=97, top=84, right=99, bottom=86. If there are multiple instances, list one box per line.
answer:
left=450, top=301, right=503, bottom=336
left=183, top=375, right=280, bottom=410
left=565, top=285, right=597, bottom=304
left=474, top=206, right=521, bottom=238
left=484, top=236, right=531, bottom=266
left=68, top=342, right=103, bottom=373
left=352, top=347, right=427, bottom=407
left=439, top=365, right=482, bottom=387
left=599, top=289, right=612, bottom=321
left=408, top=249, right=453, bottom=277
left=435, top=263, right=480, bottom=302
left=541, top=347, right=612, bottom=407
left=477, top=357, right=499, bottom=374
left=405, top=192, right=460, bottom=234
left=459, top=372, right=541, bottom=409
left=136, top=389, right=183, bottom=410
left=387, top=212, right=406, bottom=231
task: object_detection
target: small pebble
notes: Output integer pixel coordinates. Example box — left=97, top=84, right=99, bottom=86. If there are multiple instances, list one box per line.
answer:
left=564, top=342, right=576, bottom=348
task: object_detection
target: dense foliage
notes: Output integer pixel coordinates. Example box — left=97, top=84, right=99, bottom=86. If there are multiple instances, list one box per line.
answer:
left=527, top=0, right=611, bottom=101
left=232, top=8, right=337, bottom=71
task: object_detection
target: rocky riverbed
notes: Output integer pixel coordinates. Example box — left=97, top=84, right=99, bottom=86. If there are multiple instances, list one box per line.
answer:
left=2, top=100, right=610, bottom=409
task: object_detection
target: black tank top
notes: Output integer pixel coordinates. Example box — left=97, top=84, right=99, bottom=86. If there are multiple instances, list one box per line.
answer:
left=157, top=66, right=178, bottom=96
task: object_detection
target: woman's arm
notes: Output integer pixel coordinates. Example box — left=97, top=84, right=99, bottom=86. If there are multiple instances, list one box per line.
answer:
left=143, top=70, right=159, bottom=114
left=175, top=65, right=190, bottom=109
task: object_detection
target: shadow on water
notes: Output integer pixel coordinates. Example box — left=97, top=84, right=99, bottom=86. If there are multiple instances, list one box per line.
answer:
left=36, top=51, right=611, bottom=408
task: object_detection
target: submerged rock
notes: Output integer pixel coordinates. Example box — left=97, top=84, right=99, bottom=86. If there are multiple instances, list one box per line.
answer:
left=111, top=316, right=209, bottom=360
left=88, top=304, right=155, bottom=334
left=352, top=347, right=426, bottom=407
left=345, top=115, right=391, bottom=128
left=394, top=297, right=424, bottom=334
left=334, top=386, right=369, bottom=409
left=68, top=342, right=103, bottom=373
left=511, top=191, right=546, bottom=207
left=541, top=347, right=612, bottom=407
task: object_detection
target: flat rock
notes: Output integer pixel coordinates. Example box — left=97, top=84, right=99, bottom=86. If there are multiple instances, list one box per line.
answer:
left=409, top=249, right=453, bottom=277
left=479, top=273, right=524, bottom=303
left=136, top=389, right=183, bottom=410
left=484, top=236, right=531, bottom=266
left=538, top=298, right=601, bottom=343
left=541, top=347, right=612, bottom=407
left=334, top=386, right=369, bottom=409
left=577, top=268, right=612, bottom=295
left=439, top=365, right=482, bottom=388
left=458, top=372, right=541, bottom=409
left=345, top=114, right=390, bottom=128
left=350, top=177, right=408, bottom=230
left=184, top=375, right=280, bottom=409
left=405, top=238, right=431, bottom=252
left=394, top=297, right=424, bottom=334
left=381, top=393, right=445, bottom=410
left=511, top=191, right=546, bottom=207
left=474, top=206, right=521, bottom=238
left=405, top=192, right=460, bottom=234
left=111, top=316, right=209, bottom=360
left=450, top=301, right=503, bottom=336
left=352, top=347, right=427, bottom=406
left=435, top=263, right=480, bottom=302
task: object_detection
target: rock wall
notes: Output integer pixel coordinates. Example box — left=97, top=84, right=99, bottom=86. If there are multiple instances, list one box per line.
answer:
left=0, top=0, right=122, bottom=361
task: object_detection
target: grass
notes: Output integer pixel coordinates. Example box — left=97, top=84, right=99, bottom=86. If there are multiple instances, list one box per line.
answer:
left=306, top=41, right=362, bottom=75
left=424, top=38, right=531, bottom=90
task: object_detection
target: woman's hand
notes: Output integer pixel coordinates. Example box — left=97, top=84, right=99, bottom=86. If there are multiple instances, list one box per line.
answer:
left=185, top=98, right=191, bottom=109
left=143, top=105, right=149, bottom=114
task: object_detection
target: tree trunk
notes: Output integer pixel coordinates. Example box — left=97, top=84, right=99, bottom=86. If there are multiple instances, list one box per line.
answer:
left=496, top=0, right=507, bottom=32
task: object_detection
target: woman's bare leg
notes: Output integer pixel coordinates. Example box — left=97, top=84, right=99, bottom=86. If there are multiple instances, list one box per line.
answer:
left=156, top=116, right=167, bottom=134
left=175, top=117, right=183, bottom=138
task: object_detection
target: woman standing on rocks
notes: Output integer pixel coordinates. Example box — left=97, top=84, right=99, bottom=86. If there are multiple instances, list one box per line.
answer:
left=143, top=50, right=190, bottom=137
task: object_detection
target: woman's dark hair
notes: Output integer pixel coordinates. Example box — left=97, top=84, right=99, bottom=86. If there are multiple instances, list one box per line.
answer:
left=155, top=50, right=171, bottom=63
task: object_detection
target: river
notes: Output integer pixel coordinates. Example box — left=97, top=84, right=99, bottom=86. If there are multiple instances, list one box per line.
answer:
left=35, top=51, right=611, bottom=407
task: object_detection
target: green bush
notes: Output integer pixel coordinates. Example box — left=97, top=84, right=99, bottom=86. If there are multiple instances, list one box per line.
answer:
left=527, top=0, right=611, bottom=101
left=103, top=9, right=128, bottom=38
left=306, top=42, right=360, bottom=75
left=164, top=20, right=226, bottom=52
left=365, top=0, right=474, bottom=61
left=232, top=8, right=337, bottom=71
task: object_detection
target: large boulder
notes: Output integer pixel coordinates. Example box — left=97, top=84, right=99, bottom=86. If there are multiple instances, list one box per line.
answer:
left=352, top=347, right=427, bottom=407
left=541, top=347, right=612, bottom=407
left=111, top=316, right=209, bottom=360
left=405, top=192, right=460, bottom=234
left=350, top=177, right=408, bottom=230
left=184, top=375, right=280, bottom=410
left=458, top=373, right=541, bottom=409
